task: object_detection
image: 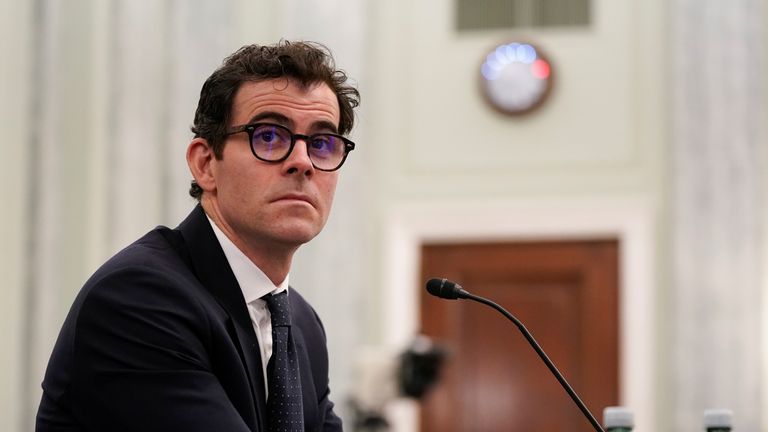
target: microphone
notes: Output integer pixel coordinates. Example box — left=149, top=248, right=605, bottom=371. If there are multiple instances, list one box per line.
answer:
left=425, top=277, right=470, bottom=299
left=425, top=278, right=606, bottom=432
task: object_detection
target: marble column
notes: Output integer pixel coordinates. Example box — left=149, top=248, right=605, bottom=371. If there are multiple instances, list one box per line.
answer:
left=671, top=0, right=764, bottom=430
left=21, top=1, right=237, bottom=430
left=276, top=0, right=371, bottom=422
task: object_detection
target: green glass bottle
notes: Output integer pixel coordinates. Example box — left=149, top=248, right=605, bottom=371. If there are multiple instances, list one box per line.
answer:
left=603, top=406, right=633, bottom=432
left=704, top=409, right=733, bottom=432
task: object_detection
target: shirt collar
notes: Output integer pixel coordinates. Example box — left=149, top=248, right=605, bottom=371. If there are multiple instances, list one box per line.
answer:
left=206, top=215, right=288, bottom=304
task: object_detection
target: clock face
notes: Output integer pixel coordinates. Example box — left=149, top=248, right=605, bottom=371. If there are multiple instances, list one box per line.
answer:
left=480, top=42, right=554, bottom=116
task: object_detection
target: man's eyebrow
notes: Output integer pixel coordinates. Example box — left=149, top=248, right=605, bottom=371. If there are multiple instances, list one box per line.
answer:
left=311, top=120, right=339, bottom=134
left=247, top=111, right=292, bottom=126
left=246, top=111, right=340, bottom=134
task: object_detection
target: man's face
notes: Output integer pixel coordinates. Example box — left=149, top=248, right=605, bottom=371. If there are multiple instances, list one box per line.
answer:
left=205, top=79, right=342, bottom=252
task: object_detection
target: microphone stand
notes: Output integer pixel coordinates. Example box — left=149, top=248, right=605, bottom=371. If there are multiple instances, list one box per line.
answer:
left=463, top=291, right=606, bottom=432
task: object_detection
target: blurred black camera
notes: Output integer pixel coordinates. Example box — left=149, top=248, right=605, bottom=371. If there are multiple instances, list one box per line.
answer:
left=398, top=335, right=446, bottom=398
left=350, top=335, right=446, bottom=431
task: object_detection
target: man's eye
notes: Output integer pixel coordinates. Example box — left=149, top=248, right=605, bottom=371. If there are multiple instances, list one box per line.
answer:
left=258, top=131, right=277, bottom=142
left=311, top=135, right=339, bottom=153
left=311, top=138, right=329, bottom=149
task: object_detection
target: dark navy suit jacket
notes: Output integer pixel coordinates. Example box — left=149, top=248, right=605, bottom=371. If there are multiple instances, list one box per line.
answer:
left=36, top=205, right=342, bottom=431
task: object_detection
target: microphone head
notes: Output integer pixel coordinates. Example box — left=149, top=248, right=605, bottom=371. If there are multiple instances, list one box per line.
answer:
left=426, top=278, right=465, bottom=300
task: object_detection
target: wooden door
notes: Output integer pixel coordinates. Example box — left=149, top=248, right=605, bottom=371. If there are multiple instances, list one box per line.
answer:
left=419, top=240, right=619, bottom=431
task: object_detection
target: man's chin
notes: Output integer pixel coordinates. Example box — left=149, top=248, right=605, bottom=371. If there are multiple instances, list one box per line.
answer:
left=271, top=224, right=324, bottom=247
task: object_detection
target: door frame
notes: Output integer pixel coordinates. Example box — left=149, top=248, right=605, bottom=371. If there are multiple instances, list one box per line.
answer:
left=381, top=196, right=656, bottom=431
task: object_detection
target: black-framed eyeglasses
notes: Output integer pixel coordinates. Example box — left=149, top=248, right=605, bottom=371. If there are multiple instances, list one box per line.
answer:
left=225, top=122, right=355, bottom=171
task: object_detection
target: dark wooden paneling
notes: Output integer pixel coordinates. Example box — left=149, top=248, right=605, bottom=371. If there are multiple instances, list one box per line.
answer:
left=420, top=240, right=619, bottom=431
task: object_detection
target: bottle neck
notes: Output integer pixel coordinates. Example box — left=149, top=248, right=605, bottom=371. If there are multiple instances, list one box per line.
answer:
left=707, top=429, right=731, bottom=432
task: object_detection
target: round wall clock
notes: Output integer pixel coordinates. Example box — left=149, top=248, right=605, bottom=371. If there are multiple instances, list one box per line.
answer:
left=479, top=41, right=554, bottom=116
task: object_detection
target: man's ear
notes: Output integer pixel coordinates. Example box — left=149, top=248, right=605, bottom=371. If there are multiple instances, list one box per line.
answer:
left=186, top=138, right=217, bottom=193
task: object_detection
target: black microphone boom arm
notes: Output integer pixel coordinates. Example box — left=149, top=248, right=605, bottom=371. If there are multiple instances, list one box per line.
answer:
left=425, top=278, right=605, bottom=432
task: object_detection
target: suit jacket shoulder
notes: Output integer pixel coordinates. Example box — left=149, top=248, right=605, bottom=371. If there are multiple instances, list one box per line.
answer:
left=38, top=206, right=341, bottom=432
left=38, top=208, right=261, bottom=431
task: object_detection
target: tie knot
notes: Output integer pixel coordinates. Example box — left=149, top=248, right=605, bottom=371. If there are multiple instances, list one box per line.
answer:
left=264, top=291, right=291, bottom=327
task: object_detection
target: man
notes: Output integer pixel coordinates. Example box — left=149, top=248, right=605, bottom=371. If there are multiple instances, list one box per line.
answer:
left=36, top=41, right=359, bottom=431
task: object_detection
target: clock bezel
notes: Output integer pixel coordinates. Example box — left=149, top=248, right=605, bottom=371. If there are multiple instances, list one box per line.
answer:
left=478, top=40, right=555, bottom=117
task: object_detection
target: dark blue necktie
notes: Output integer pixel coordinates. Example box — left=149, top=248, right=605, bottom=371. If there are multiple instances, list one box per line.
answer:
left=264, top=291, right=304, bottom=431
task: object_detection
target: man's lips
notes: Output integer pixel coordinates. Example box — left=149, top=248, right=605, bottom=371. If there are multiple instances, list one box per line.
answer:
left=271, top=193, right=316, bottom=208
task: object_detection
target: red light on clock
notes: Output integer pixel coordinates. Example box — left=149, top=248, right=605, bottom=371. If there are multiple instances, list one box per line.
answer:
left=531, top=59, right=551, bottom=79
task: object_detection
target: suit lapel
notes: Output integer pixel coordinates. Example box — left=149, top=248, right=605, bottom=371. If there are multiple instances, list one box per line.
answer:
left=176, top=206, right=268, bottom=430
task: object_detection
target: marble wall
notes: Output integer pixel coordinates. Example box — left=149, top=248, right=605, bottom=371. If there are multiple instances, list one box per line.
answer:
left=3, top=0, right=767, bottom=431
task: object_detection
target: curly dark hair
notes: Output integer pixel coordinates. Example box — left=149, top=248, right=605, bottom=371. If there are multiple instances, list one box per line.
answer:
left=188, top=40, right=360, bottom=200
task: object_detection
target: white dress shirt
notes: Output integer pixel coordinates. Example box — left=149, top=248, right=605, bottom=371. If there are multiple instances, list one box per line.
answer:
left=207, top=216, right=288, bottom=395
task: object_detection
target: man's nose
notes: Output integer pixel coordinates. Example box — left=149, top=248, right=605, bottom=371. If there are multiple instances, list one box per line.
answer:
left=283, top=139, right=315, bottom=176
